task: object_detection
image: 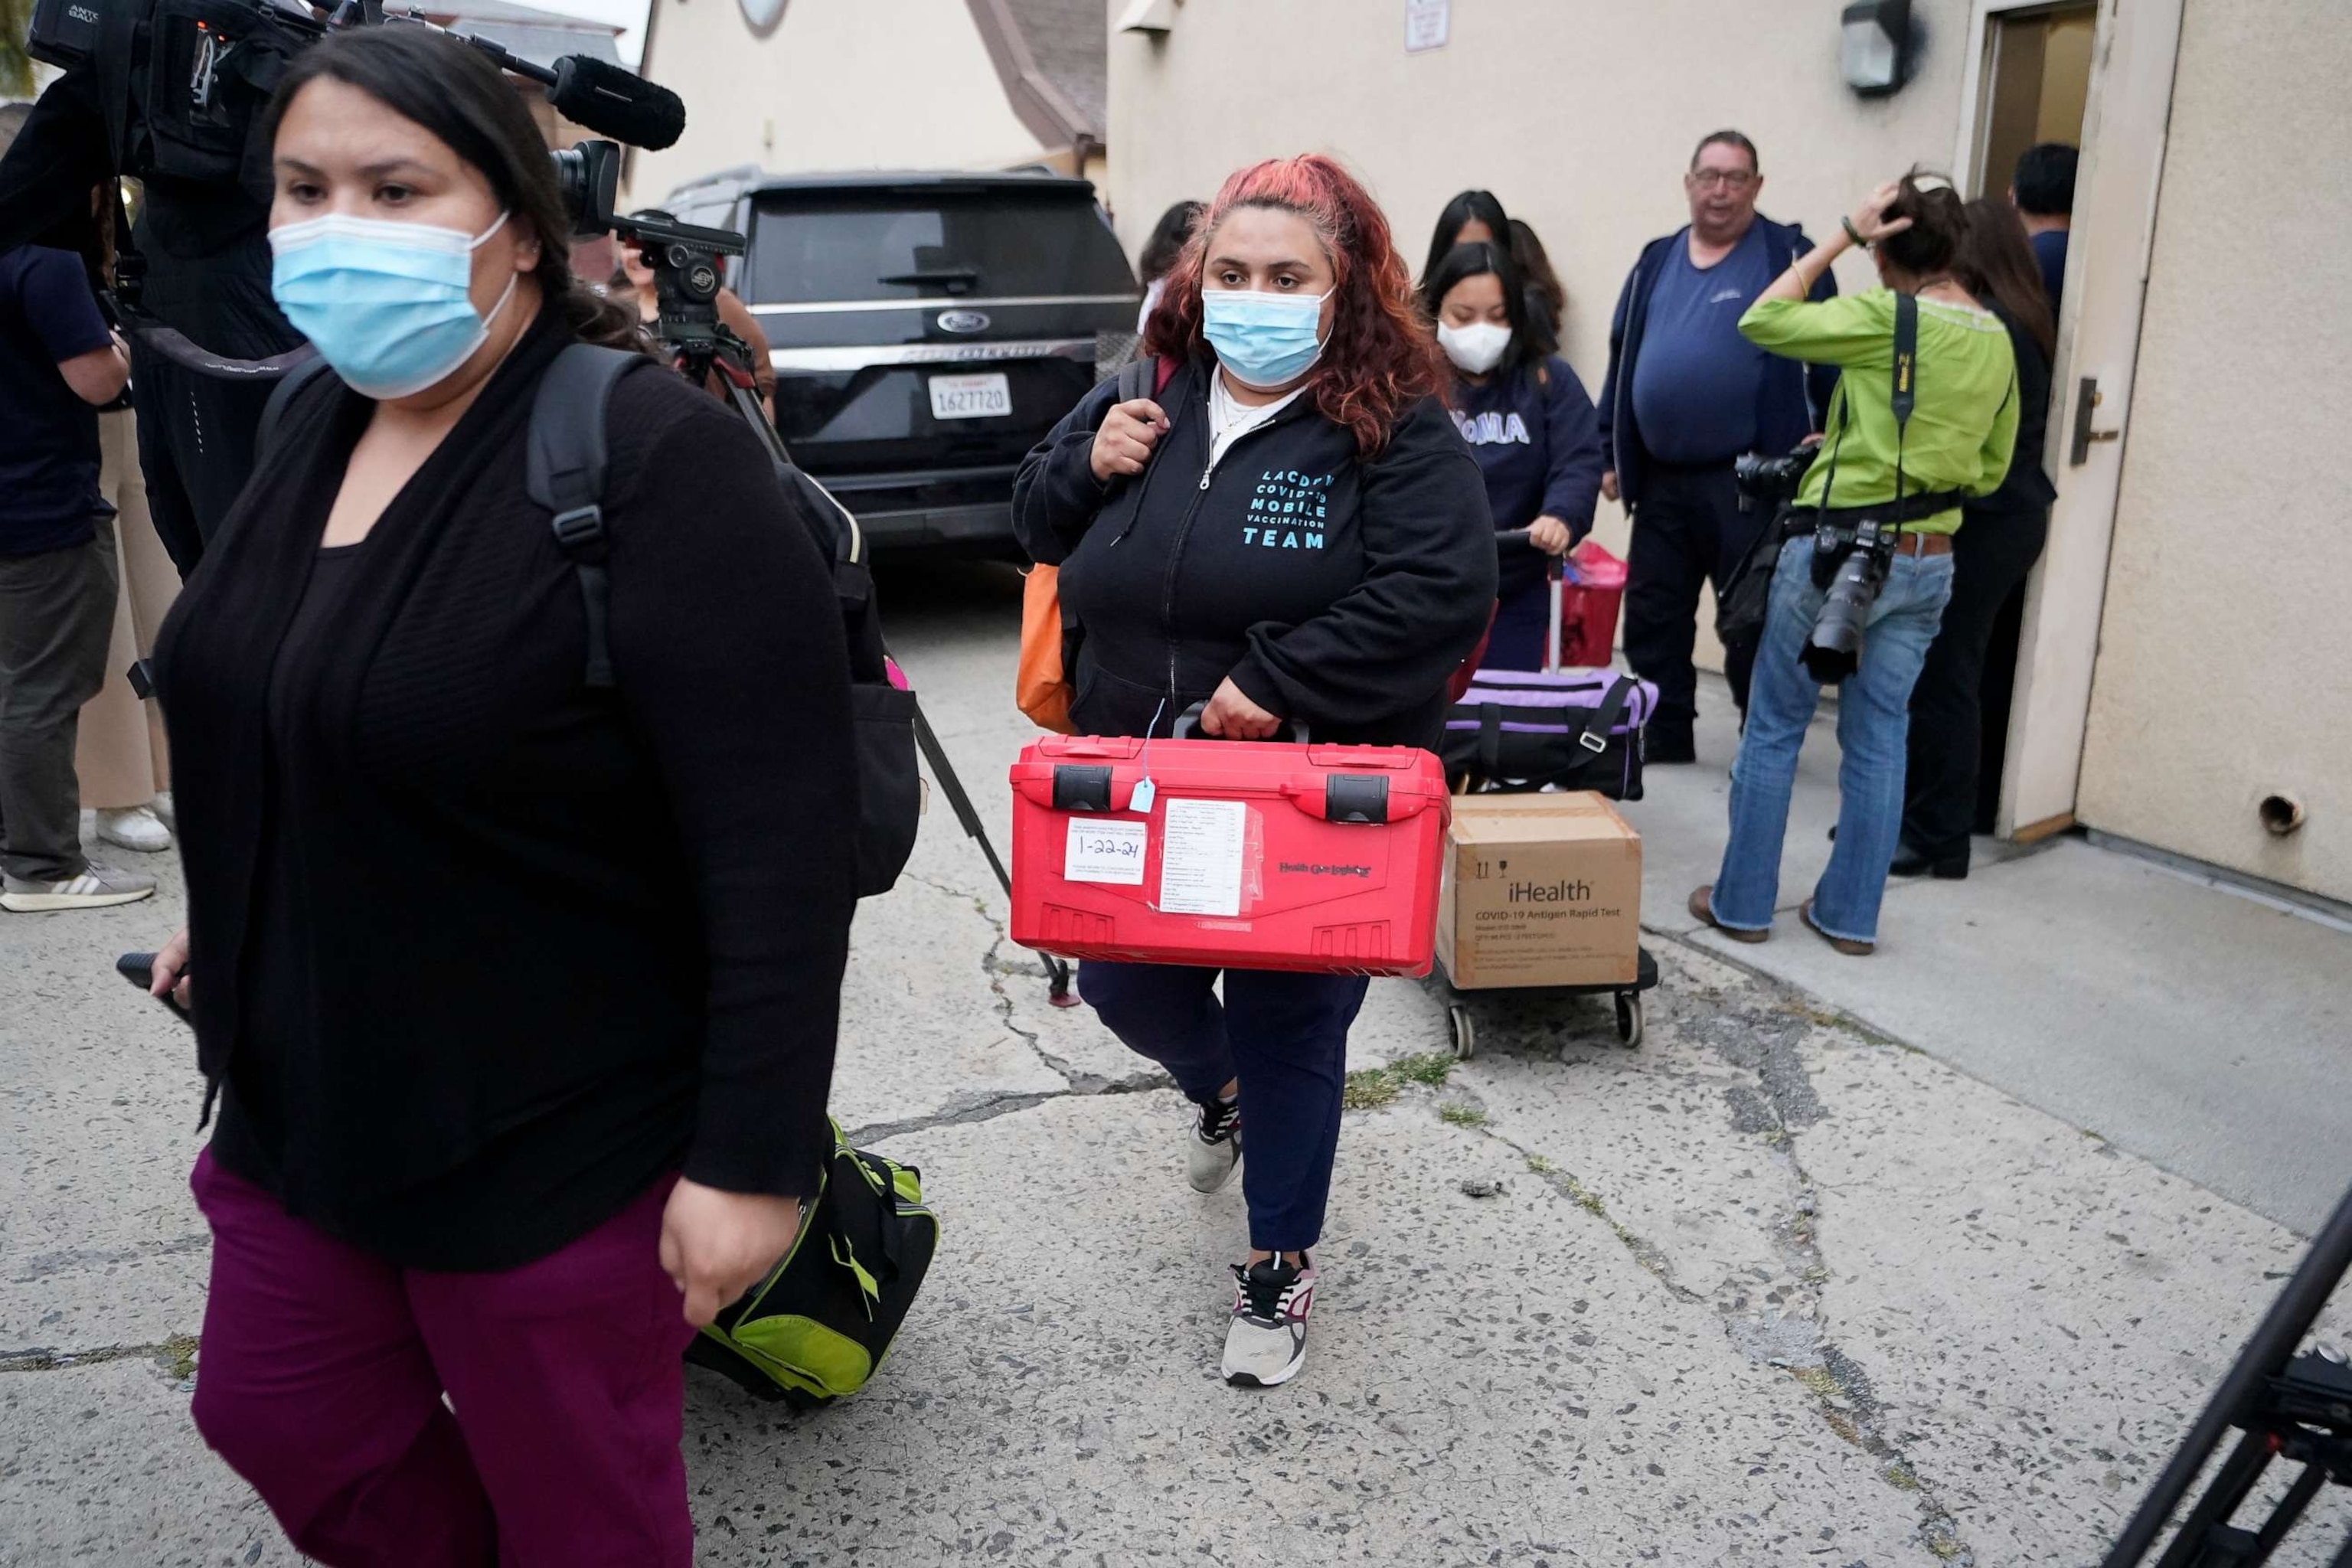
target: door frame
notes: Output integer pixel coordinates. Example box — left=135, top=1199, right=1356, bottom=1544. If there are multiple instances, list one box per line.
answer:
left=1949, top=0, right=2186, bottom=841
left=1952, top=0, right=2096, bottom=200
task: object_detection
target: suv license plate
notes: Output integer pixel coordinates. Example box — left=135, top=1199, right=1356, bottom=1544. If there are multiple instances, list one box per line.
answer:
left=929, top=372, right=1011, bottom=420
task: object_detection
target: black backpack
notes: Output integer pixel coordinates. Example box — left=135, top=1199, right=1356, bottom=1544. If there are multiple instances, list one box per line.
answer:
left=259, top=345, right=921, bottom=898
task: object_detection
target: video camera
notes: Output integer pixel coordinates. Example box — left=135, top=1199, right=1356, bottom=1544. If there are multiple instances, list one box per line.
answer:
left=553, top=141, right=756, bottom=400
left=25, top=0, right=684, bottom=156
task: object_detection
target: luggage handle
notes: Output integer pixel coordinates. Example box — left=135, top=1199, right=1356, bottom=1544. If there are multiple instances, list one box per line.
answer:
left=1172, top=701, right=1310, bottom=745
left=1276, top=777, right=1435, bottom=825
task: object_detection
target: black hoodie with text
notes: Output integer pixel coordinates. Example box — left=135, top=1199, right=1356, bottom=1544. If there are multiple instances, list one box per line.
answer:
left=1013, top=356, right=1495, bottom=750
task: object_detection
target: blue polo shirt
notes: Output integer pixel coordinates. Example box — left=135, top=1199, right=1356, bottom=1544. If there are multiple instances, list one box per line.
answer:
left=0, top=247, right=113, bottom=557
left=1628, top=222, right=1777, bottom=465
left=2031, top=228, right=2068, bottom=315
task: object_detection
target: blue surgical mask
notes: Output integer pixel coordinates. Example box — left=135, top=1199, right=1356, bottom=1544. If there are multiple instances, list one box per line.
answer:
left=270, top=210, right=518, bottom=400
left=1202, top=286, right=1331, bottom=389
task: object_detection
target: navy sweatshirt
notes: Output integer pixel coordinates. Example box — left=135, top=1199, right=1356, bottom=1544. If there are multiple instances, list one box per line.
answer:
left=1596, top=216, right=1839, bottom=510
left=1013, top=356, right=1496, bottom=750
left=1448, top=355, right=1606, bottom=598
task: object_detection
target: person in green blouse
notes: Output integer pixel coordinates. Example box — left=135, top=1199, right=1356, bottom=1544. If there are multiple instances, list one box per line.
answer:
left=1689, top=174, right=2017, bottom=956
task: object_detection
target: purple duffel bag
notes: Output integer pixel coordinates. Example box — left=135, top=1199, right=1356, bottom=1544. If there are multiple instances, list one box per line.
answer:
left=1439, top=668, right=1659, bottom=801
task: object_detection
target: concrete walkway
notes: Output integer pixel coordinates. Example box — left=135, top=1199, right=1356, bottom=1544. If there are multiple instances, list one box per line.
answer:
left=1619, top=673, right=2352, bottom=1236
left=4, top=561, right=2347, bottom=1566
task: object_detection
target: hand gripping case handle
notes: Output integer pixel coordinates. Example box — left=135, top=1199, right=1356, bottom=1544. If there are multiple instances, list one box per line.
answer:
left=1172, top=701, right=1310, bottom=745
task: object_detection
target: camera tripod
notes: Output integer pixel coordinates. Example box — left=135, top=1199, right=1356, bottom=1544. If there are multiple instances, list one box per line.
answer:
left=629, top=219, right=1073, bottom=1006
left=2103, top=1178, right=2352, bottom=1565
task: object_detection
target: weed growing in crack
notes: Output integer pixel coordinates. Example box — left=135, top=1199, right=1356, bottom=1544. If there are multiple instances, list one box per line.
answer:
left=1387, top=1053, right=1455, bottom=1087
left=1438, top=1103, right=1488, bottom=1129
left=158, top=1334, right=198, bottom=1382
left=1342, top=1054, right=1457, bottom=1111
left=1524, top=1153, right=1557, bottom=1175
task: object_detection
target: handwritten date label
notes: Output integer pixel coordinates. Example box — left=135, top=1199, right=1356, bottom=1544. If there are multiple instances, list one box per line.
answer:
left=1064, top=818, right=1148, bottom=886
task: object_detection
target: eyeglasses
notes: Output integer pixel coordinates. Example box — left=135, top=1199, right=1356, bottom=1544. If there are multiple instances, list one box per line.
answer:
left=1690, top=169, right=1759, bottom=191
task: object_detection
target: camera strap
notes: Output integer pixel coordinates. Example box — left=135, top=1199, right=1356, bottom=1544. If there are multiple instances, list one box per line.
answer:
left=1798, top=290, right=1919, bottom=540
left=1890, top=291, right=1917, bottom=534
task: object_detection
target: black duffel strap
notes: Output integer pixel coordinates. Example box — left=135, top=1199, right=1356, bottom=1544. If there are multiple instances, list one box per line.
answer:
left=1471, top=676, right=1635, bottom=779
left=1573, top=676, right=1639, bottom=756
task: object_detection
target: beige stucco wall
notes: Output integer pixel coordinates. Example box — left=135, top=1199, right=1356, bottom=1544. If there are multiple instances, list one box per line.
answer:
left=2076, top=0, right=2352, bottom=900
left=1108, top=0, right=1978, bottom=588
left=632, top=0, right=1051, bottom=200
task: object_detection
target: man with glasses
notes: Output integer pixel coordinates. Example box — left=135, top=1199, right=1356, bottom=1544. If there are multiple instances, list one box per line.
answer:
left=1598, top=130, right=1838, bottom=762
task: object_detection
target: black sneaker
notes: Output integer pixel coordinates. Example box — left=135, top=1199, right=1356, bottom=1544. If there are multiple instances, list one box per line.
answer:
left=1221, top=1253, right=1315, bottom=1387
left=1187, top=1095, right=1242, bottom=1194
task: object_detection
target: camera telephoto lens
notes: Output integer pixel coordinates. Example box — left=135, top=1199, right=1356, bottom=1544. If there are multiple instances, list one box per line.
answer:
left=1801, top=545, right=1880, bottom=684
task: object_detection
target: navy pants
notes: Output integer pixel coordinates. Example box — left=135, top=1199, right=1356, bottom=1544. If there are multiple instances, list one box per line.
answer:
left=1079, top=962, right=1369, bottom=1254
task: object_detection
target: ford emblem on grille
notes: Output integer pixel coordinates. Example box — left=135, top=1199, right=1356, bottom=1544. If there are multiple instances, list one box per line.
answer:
left=937, top=309, right=991, bottom=335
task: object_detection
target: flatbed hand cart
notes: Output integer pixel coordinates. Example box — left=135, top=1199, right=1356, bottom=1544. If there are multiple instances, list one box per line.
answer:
left=1440, top=946, right=1659, bottom=1059
left=1441, top=528, right=1658, bottom=1060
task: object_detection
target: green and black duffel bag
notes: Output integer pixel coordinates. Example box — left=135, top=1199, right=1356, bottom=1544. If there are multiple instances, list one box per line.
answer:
left=685, top=1121, right=938, bottom=1406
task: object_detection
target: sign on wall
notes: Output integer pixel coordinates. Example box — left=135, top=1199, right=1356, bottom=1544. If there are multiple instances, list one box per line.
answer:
left=1406, top=0, right=1449, bottom=53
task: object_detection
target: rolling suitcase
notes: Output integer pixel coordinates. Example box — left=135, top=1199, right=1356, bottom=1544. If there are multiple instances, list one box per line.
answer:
left=1008, top=708, right=1452, bottom=977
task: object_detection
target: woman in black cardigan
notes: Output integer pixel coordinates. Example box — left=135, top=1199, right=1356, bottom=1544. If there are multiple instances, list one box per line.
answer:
left=145, top=28, right=856, bottom=1566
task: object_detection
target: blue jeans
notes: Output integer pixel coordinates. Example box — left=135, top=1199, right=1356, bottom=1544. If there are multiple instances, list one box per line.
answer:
left=1710, top=537, right=1955, bottom=944
left=1077, top=962, right=1369, bottom=1253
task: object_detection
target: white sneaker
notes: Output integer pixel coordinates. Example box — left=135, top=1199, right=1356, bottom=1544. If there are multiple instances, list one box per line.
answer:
left=2, top=863, right=157, bottom=913
left=96, top=805, right=172, bottom=853
left=1186, top=1095, right=1242, bottom=1194
left=149, top=791, right=177, bottom=832
left=1221, top=1253, right=1315, bottom=1387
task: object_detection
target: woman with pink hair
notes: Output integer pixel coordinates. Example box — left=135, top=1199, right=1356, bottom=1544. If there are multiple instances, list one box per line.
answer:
left=1014, top=155, right=1494, bottom=1387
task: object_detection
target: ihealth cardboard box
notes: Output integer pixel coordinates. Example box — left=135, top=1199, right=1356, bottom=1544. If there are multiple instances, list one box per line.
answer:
left=1436, top=793, right=1642, bottom=989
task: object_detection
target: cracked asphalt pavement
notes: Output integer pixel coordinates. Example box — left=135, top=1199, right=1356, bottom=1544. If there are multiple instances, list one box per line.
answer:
left=4, top=560, right=2346, bottom=1566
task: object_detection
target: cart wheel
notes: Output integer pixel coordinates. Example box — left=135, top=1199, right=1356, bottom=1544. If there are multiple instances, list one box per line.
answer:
left=1449, top=1004, right=1476, bottom=1062
left=1615, top=991, right=1644, bottom=1048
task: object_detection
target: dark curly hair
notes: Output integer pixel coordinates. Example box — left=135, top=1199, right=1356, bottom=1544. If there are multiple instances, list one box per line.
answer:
left=1144, top=153, right=1444, bottom=457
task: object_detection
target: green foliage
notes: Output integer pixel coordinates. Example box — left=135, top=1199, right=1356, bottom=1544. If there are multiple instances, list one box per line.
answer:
left=1437, top=1102, right=1488, bottom=1128
left=1340, top=1068, right=1400, bottom=1111
left=1386, top=1052, right=1455, bottom=1087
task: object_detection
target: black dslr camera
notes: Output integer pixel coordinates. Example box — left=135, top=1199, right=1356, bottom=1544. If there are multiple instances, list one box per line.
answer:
left=1801, top=517, right=1900, bottom=684
left=1733, top=442, right=1818, bottom=514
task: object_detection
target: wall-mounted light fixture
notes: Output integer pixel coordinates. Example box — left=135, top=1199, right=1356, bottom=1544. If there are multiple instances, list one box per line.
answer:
left=1117, top=0, right=1178, bottom=35
left=1841, top=0, right=1915, bottom=96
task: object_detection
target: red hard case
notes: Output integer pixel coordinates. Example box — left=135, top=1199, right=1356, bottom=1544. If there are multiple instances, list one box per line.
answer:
left=1008, top=734, right=1452, bottom=977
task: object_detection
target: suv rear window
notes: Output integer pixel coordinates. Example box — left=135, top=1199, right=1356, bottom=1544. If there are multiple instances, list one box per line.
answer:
left=746, top=190, right=1134, bottom=305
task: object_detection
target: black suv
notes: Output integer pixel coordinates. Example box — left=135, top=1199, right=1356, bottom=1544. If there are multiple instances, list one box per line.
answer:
left=661, top=168, right=1138, bottom=553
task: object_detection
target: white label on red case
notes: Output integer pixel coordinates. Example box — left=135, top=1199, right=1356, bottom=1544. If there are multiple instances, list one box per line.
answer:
left=1064, top=818, right=1147, bottom=886
left=1158, top=799, right=1247, bottom=916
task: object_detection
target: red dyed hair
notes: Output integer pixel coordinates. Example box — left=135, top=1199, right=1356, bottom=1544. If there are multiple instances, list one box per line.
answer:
left=1142, top=154, right=1445, bottom=457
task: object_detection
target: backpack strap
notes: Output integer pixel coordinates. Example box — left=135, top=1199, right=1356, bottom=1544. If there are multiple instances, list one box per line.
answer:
left=524, top=344, right=654, bottom=691
left=1113, top=356, right=1155, bottom=403
left=253, top=351, right=331, bottom=465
